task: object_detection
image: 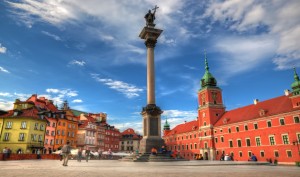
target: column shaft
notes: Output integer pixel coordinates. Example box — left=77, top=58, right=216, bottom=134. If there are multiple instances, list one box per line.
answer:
left=147, top=47, right=155, bottom=105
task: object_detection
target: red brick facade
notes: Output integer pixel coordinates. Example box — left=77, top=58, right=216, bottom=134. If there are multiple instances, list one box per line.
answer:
left=163, top=61, right=300, bottom=164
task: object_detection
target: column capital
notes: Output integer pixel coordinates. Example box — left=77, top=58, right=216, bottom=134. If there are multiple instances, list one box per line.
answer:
left=145, top=39, right=157, bottom=48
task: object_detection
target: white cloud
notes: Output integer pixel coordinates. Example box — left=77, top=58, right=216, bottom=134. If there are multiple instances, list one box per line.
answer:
left=72, top=99, right=82, bottom=103
left=214, top=35, right=277, bottom=83
left=69, top=60, right=86, bottom=66
left=204, top=0, right=300, bottom=70
left=91, top=74, right=143, bottom=98
left=41, top=31, right=62, bottom=41
left=0, top=43, right=7, bottom=53
left=46, top=88, right=78, bottom=97
left=7, top=0, right=76, bottom=27
left=0, top=66, right=10, bottom=73
left=0, top=100, right=14, bottom=110
left=46, top=88, right=60, bottom=93
left=0, top=92, right=13, bottom=97
left=184, top=65, right=197, bottom=70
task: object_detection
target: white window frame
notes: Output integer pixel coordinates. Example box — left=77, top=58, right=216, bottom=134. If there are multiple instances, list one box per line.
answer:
left=279, top=118, right=285, bottom=125
left=269, top=135, right=276, bottom=145
left=282, top=134, right=289, bottom=144
left=21, top=121, right=27, bottom=129
left=4, top=133, right=10, bottom=141
left=6, top=121, right=12, bottom=129
left=255, top=136, right=261, bottom=146
left=19, top=133, right=25, bottom=141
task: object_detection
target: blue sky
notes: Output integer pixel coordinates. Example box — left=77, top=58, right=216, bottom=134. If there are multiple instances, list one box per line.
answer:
left=0, top=0, right=299, bottom=134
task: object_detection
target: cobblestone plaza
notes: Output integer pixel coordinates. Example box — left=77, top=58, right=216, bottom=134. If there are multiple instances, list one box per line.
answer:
left=0, top=160, right=299, bottom=177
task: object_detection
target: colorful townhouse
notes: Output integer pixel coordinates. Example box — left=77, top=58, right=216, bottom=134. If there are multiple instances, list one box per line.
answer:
left=163, top=57, right=300, bottom=164
left=77, top=113, right=98, bottom=151
left=53, top=101, right=78, bottom=150
left=119, top=128, right=142, bottom=152
left=26, top=94, right=59, bottom=154
left=104, top=124, right=120, bottom=152
left=0, top=100, right=47, bottom=154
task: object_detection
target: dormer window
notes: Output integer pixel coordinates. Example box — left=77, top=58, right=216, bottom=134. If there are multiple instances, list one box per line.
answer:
left=259, top=109, right=267, bottom=116
left=13, top=111, right=19, bottom=116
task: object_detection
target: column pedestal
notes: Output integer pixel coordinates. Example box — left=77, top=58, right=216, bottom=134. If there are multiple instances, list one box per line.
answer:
left=139, top=104, right=164, bottom=153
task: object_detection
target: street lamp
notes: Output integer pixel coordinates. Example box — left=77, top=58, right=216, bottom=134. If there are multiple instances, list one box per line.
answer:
left=292, top=140, right=300, bottom=155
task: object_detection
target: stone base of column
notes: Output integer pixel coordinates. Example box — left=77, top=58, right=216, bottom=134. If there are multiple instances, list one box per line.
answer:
left=139, top=137, right=165, bottom=153
left=139, top=104, right=164, bottom=153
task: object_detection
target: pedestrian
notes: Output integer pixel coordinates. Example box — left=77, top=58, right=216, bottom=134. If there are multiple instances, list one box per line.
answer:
left=98, top=148, right=102, bottom=160
left=7, top=148, right=11, bottom=159
left=61, top=141, right=71, bottom=166
left=2, top=147, right=8, bottom=160
left=108, top=149, right=113, bottom=159
left=85, top=148, right=90, bottom=162
left=37, top=149, right=41, bottom=159
left=77, top=148, right=82, bottom=162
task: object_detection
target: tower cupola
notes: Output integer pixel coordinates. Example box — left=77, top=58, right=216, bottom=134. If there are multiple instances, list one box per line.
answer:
left=291, top=68, right=300, bottom=95
left=163, top=118, right=170, bottom=131
left=201, top=53, right=217, bottom=89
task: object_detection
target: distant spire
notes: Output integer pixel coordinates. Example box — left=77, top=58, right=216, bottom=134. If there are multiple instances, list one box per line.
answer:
left=294, top=67, right=299, bottom=81
left=204, top=49, right=209, bottom=71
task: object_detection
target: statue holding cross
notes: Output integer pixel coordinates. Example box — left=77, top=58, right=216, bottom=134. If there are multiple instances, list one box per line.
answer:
left=144, top=5, right=159, bottom=27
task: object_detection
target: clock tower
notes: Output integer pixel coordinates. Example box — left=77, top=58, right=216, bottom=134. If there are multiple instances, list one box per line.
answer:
left=198, top=53, right=225, bottom=160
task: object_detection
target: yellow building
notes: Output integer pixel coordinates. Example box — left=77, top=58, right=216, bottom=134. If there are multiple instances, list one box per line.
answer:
left=0, top=101, right=47, bottom=154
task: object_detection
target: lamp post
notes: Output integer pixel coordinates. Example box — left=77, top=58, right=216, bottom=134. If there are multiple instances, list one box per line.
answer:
left=292, top=140, right=300, bottom=155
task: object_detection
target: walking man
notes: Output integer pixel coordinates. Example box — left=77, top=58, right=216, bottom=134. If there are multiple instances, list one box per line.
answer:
left=85, top=147, right=90, bottom=162
left=61, top=141, right=71, bottom=166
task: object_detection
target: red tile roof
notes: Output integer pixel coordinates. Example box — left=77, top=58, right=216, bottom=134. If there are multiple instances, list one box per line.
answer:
left=2, top=107, right=40, bottom=118
left=214, top=95, right=297, bottom=126
left=165, top=120, right=198, bottom=136
left=121, top=128, right=141, bottom=139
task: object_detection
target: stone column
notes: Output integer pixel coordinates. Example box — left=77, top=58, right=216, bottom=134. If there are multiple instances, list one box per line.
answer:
left=139, top=26, right=164, bottom=153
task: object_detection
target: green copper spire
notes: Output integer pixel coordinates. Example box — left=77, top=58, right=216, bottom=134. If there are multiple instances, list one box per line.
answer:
left=201, top=52, right=217, bottom=89
left=291, top=68, right=300, bottom=95
left=163, top=118, right=170, bottom=130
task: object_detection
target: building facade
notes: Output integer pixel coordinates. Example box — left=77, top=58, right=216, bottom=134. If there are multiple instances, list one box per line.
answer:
left=0, top=100, right=47, bottom=154
left=163, top=57, right=300, bottom=164
left=119, top=128, right=142, bottom=152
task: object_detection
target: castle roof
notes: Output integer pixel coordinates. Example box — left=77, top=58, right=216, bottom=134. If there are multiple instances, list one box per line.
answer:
left=214, top=95, right=296, bottom=127
left=164, top=120, right=198, bottom=136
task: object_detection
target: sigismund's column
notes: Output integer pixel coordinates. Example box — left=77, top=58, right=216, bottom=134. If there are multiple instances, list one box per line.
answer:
left=139, top=6, right=164, bottom=153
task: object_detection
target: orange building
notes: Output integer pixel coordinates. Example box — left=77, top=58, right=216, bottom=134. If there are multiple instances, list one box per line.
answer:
left=163, top=57, right=300, bottom=164
left=53, top=101, right=78, bottom=150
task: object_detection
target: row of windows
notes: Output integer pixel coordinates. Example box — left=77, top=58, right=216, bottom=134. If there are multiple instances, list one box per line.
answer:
left=215, top=134, right=300, bottom=147
left=5, top=121, right=45, bottom=131
left=215, top=116, right=299, bottom=134
left=121, top=141, right=134, bottom=144
left=2, top=133, right=43, bottom=142
left=57, top=122, right=77, bottom=129
left=165, top=133, right=198, bottom=142
left=217, top=150, right=294, bottom=158
left=55, top=139, right=74, bottom=145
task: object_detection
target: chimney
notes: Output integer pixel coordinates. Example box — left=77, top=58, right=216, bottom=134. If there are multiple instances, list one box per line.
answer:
left=254, top=99, right=259, bottom=105
left=284, top=89, right=290, bottom=96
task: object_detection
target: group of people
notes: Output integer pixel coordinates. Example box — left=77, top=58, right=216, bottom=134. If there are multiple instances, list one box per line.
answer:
left=60, top=141, right=113, bottom=167
left=195, top=154, right=204, bottom=160
left=220, top=153, right=234, bottom=161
